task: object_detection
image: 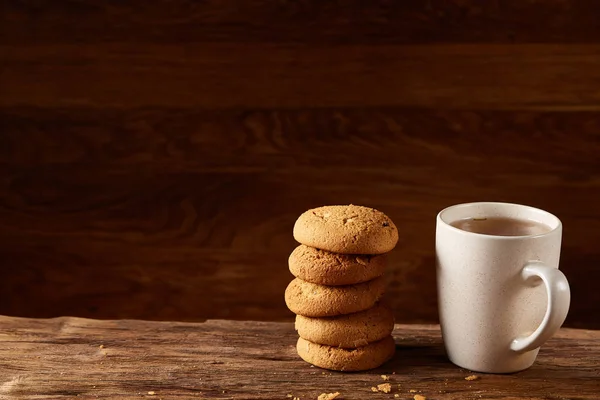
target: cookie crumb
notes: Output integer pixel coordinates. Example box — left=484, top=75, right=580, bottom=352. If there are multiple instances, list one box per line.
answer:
left=409, top=389, right=417, bottom=393
left=293, top=397, right=301, bottom=400
left=414, top=395, right=426, bottom=400
left=394, top=395, right=399, bottom=399
left=381, top=375, right=390, bottom=381
left=318, top=393, right=340, bottom=400
left=465, top=375, right=480, bottom=381
left=286, top=395, right=293, bottom=398
left=370, top=387, right=378, bottom=392
left=147, top=392, right=155, bottom=396
left=99, top=345, right=104, bottom=349
left=377, top=383, right=392, bottom=393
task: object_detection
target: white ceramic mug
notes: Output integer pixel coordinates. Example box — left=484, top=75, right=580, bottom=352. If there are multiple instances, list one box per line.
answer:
left=436, top=202, right=570, bottom=373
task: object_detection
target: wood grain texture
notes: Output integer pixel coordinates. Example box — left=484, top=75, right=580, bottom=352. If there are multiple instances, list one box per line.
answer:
left=0, top=317, right=598, bottom=399
left=0, top=108, right=599, bottom=327
left=2, top=2, right=600, bottom=327
left=2, top=0, right=600, bottom=44
left=3, top=44, right=600, bottom=109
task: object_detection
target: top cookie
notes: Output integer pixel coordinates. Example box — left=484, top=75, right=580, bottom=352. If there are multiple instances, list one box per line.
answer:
left=293, top=205, right=398, bottom=254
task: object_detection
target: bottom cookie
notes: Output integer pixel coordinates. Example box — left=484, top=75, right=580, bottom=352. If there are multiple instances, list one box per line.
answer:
left=296, top=336, right=395, bottom=372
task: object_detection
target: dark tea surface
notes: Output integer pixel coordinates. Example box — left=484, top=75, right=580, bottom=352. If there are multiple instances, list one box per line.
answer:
left=450, top=217, right=552, bottom=236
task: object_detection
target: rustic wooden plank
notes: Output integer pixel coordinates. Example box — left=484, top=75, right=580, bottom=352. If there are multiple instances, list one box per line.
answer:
left=0, top=107, right=599, bottom=326
left=2, top=44, right=600, bottom=109
left=0, top=318, right=597, bottom=399
left=2, top=0, right=600, bottom=45
left=0, top=170, right=597, bottom=326
left=2, top=107, right=600, bottom=169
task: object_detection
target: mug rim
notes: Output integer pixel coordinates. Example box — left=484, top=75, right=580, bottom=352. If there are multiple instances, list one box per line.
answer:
left=437, top=201, right=562, bottom=239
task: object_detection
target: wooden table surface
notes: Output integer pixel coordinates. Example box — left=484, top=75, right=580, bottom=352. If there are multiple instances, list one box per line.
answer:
left=0, top=317, right=597, bottom=400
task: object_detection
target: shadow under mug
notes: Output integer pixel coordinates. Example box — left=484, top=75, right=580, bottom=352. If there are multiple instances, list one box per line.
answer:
left=435, top=202, right=570, bottom=373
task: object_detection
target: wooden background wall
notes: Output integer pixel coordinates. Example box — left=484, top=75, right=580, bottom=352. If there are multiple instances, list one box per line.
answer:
left=1, top=1, right=599, bottom=328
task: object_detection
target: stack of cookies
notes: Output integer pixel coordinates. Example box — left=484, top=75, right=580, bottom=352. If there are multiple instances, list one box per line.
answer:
left=285, top=205, right=399, bottom=371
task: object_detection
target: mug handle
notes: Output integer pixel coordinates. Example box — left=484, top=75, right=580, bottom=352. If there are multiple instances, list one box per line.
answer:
left=510, top=261, right=571, bottom=353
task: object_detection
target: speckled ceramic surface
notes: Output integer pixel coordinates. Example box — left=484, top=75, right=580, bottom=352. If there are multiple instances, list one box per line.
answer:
left=436, top=202, right=571, bottom=373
